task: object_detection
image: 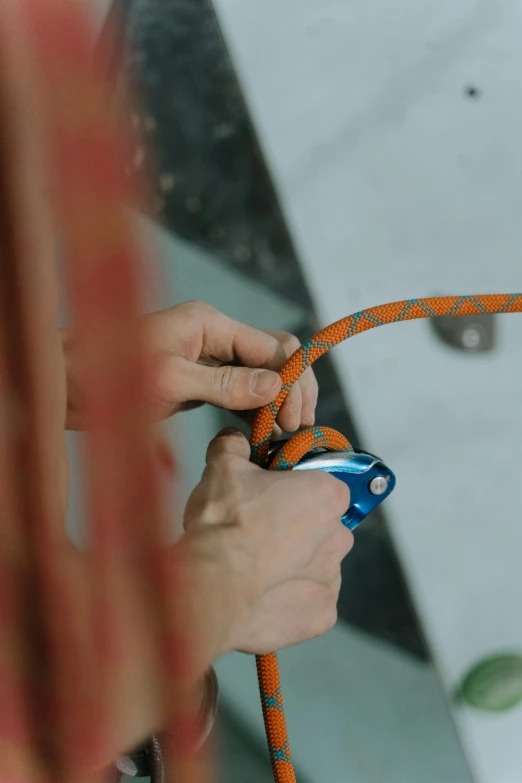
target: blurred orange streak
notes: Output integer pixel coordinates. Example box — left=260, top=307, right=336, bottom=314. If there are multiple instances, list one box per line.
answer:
left=0, top=1, right=209, bottom=780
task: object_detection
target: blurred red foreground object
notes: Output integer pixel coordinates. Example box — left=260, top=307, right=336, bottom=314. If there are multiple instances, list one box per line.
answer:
left=0, top=1, right=207, bottom=781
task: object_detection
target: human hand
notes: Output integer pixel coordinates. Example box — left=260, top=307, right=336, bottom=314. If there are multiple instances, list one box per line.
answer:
left=182, top=428, right=354, bottom=654
left=63, top=301, right=318, bottom=433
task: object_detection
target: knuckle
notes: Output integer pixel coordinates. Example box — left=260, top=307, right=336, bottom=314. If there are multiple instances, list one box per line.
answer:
left=330, top=572, right=342, bottom=595
left=212, top=453, right=234, bottom=475
left=342, top=529, right=355, bottom=556
left=312, top=603, right=338, bottom=637
left=308, top=471, right=333, bottom=493
left=334, top=528, right=354, bottom=559
left=305, top=367, right=319, bottom=395
left=187, top=498, right=223, bottom=528
left=301, top=411, right=316, bottom=428
left=180, top=299, right=214, bottom=316
left=207, top=429, right=250, bottom=463
left=180, top=300, right=218, bottom=333
left=214, top=365, right=235, bottom=393
left=281, top=332, right=301, bottom=354
left=216, top=426, right=247, bottom=442
left=298, top=472, right=330, bottom=506
left=322, top=529, right=353, bottom=564
left=328, top=475, right=351, bottom=510
left=280, top=391, right=300, bottom=418
left=212, top=453, right=245, bottom=485
left=325, top=605, right=338, bottom=633
left=311, top=472, right=349, bottom=507
left=149, top=351, right=181, bottom=403
left=183, top=488, right=204, bottom=530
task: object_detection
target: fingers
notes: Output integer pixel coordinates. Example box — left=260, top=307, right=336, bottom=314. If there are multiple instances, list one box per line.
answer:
left=197, top=362, right=281, bottom=410
left=183, top=427, right=250, bottom=529
left=309, top=526, right=354, bottom=575
left=148, top=303, right=319, bottom=430
left=234, top=577, right=343, bottom=654
left=336, top=524, right=355, bottom=559
left=191, top=306, right=319, bottom=431
left=325, top=472, right=352, bottom=518
left=263, top=330, right=319, bottom=432
left=147, top=302, right=289, bottom=371
left=195, top=303, right=289, bottom=370
left=277, top=376, right=303, bottom=433
left=184, top=428, right=251, bottom=530
left=298, top=367, right=319, bottom=426
left=152, top=353, right=282, bottom=414
left=205, top=427, right=251, bottom=463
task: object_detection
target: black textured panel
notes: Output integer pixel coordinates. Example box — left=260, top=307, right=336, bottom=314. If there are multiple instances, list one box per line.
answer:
left=121, top=0, right=311, bottom=307
left=101, top=0, right=428, bottom=663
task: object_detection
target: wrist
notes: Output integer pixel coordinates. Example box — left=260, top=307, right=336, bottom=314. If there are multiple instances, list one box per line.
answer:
left=176, top=533, right=250, bottom=663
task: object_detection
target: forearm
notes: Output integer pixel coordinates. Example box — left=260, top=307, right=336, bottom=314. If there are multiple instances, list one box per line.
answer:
left=175, top=535, right=246, bottom=669
left=93, top=542, right=237, bottom=772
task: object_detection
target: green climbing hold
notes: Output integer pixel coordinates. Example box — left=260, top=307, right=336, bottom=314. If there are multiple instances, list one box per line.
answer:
left=457, top=654, right=522, bottom=712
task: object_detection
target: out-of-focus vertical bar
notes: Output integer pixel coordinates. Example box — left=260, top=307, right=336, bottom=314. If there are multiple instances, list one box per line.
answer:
left=22, top=1, right=211, bottom=781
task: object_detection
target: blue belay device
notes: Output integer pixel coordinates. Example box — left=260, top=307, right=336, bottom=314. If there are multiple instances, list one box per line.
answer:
left=291, top=449, right=396, bottom=530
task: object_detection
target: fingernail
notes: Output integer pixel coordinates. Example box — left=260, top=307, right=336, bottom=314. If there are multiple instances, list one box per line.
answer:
left=251, top=370, right=279, bottom=397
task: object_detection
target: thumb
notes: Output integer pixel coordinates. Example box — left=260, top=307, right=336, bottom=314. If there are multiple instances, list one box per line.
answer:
left=181, top=361, right=281, bottom=411
left=205, top=427, right=251, bottom=463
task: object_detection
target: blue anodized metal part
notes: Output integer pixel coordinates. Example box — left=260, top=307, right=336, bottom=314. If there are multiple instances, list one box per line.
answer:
left=292, top=450, right=396, bottom=530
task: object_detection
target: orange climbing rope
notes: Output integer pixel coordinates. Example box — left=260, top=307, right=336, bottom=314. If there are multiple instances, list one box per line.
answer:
left=250, top=293, right=522, bottom=783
